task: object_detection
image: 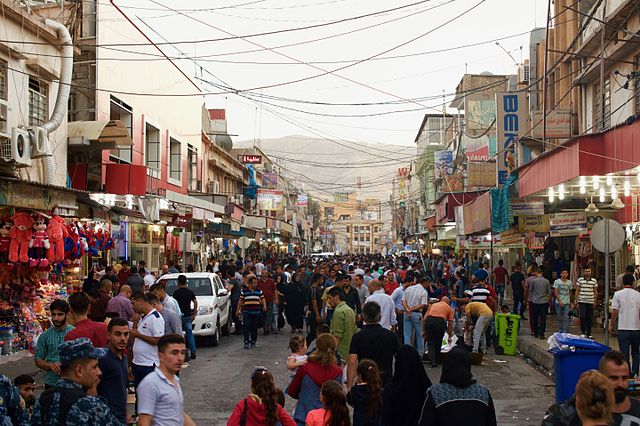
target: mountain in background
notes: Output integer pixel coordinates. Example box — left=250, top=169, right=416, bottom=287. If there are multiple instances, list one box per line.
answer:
left=236, top=135, right=415, bottom=205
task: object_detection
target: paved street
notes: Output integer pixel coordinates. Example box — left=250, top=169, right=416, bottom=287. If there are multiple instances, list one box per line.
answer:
left=179, top=332, right=555, bottom=425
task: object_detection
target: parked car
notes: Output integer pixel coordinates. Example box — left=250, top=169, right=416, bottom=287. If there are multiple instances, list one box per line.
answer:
left=157, top=273, right=231, bottom=346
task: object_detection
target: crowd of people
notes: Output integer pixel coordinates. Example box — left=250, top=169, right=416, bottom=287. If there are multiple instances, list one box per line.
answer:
left=4, top=252, right=640, bottom=425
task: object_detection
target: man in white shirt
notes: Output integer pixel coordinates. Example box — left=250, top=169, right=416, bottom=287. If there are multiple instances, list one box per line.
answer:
left=255, top=259, right=265, bottom=276
left=402, top=276, right=429, bottom=355
left=142, top=269, right=156, bottom=292
left=610, top=274, right=640, bottom=377
left=574, top=266, right=598, bottom=338
left=364, top=280, right=397, bottom=331
left=131, top=292, right=165, bottom=408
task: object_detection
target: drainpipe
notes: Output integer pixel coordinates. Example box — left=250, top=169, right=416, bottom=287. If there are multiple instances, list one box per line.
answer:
left=40, top=19, right=73, bottom=186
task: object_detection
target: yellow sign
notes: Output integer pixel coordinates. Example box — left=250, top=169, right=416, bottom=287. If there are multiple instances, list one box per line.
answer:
left=519, top=215, right=549, bottom=232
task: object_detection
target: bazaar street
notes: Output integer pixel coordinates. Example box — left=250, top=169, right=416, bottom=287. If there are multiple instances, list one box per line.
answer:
left=179, top=331, right=554, bottom=425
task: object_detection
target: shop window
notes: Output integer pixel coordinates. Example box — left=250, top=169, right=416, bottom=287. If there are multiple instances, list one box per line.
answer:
left=169, top=137, right=182, bottom=182
left=109, top=96, right=132, bottom=163
left=28, top=77, right=48, bottom=126
left=145, top=122, right=161, bottom=175
left=187, top=144, right=199, bottom=191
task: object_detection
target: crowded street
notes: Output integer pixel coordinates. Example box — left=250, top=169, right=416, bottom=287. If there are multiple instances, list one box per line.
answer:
left=3, top=0, right=640, bottom=425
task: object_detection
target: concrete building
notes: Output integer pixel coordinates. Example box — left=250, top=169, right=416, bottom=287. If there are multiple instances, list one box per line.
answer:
left=0, top=1, right=70, bottom=187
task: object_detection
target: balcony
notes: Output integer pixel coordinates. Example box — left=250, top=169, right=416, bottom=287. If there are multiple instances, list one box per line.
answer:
left=147, top=175, right=166, bottom=197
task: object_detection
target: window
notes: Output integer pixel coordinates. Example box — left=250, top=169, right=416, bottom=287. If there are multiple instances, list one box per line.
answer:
left=374, top=238, right=379, bottom=244
left=594, top=79, right=611, bottom=131
left=603, top=78, right=611, bottom=129
left=28, top=78, right=48, bottom=126
left=145, top=123, right=161, bottom=175
left=169, top=137, right=182, bottom=182
left=366, top=234, right=370, bottom=242
left=110, top=96, right=132, bottom=163
left=346, top=226, right=350, bottom=233
left=187, top=144, right=199, bottom=191
left=0, top=61, right=7, bottom=135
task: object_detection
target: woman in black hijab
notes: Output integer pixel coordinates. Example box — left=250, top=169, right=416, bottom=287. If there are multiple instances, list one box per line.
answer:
left=381, top=345, right=432, bottom=426
left=284, top=272, right=307, bottom=333
left=418, top=347, right=497, bottom=426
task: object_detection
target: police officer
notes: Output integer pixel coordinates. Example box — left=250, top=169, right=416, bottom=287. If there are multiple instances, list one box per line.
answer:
left=0, top=374, right=29, bottom=425
left=31, top=338, right=122, bottom=426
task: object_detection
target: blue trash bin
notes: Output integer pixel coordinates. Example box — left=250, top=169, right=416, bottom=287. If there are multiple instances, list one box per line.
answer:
left=550, top=334, right=610, bottom=403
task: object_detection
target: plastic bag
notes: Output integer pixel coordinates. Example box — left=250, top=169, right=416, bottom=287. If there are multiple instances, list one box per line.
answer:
left=547, top=332, right=610, bottom=351
left=441, top=332, right=458, bottom=353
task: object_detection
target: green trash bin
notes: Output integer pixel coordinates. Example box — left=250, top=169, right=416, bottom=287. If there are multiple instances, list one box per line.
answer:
left=494, top=313, right=520, bottom=355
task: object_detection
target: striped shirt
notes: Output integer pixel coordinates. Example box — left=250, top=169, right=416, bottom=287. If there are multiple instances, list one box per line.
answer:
left=402, top=284, right=428, bottom=309
left=577, top=277, right=598, bottom=304
left=35, top=324, right=74, bottom=387
left=240, top=288, right=265, bottom=314
left=471, top=286, right=491, bottom=302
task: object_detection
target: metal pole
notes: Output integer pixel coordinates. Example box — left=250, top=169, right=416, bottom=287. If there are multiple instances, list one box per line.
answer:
left=604, top=219, right=610, bottom=346
left=542, top=0, right=552, bottom=149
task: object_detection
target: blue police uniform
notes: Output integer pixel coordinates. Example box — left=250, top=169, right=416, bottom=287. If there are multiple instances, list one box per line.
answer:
left=0, top=374, right=29, bottom=426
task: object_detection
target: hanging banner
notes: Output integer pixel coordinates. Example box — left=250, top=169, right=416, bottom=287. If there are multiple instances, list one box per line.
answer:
left=467, top=162, right=497, bottom=188
left=296, top=194, right=308, bottom=206
left=261, top=172, right=278, bottom=189
left=500, top=228, right=523, bottom=245
left=496, top=92, right=526, bottom=185
left=511, top=198, right=545, bottom=216
left=434, top=150, right=453, bottom=179
left=518, top=215, right=550, bottom=232
left=549, top=212, right=588, bottom=237
left=257, top=189, right=284, bottom=211
left=444, top=173, right=463, bottom=192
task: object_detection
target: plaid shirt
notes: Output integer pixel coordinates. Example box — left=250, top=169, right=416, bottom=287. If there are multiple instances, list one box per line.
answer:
left=35, top=324, right=74, bottom=387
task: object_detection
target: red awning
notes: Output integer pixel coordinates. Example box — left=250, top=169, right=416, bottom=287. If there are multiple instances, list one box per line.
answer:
left=518, top=117, right=640, bottom=197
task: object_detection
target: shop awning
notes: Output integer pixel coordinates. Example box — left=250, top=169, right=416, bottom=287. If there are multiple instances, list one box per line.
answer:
left=67, top=120, right=133, bottom=149
left=518, top=117, right=640, bottom=197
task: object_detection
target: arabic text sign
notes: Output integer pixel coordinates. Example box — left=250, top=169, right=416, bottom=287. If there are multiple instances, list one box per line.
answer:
left=240, top=154, right=262, bottom=164
left=549, top=212, right=588, bottom=237
left=511, top=198, right=545, bottom=216
left=257, top=189, right=284, bottom=211
left=518, top=215, right=549, bottom=232
left=531, top=110, right=572, bottom=139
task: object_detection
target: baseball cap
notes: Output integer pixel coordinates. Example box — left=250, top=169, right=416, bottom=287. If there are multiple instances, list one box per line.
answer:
left=59, top=338, right=107, bottom=364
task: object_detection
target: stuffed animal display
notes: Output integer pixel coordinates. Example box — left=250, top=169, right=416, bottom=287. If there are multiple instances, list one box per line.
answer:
left=9, top=212, right=34, bottom=263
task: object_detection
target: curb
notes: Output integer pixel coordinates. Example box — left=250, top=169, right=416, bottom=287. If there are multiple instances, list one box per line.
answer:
left=518, top=336, right=554, bottom=372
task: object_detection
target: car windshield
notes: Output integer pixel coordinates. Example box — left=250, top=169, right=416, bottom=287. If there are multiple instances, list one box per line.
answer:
left=161, top=278, right=213, bottom=296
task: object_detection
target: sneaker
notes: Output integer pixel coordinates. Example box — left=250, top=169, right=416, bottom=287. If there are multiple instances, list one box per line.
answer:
left=580, top=334, right=586, bottom=338
left=244, top=343, right=251, bottom=349
left=190, top=353, right=196, bottom=360
left=588, top=335, right=594, bottom=339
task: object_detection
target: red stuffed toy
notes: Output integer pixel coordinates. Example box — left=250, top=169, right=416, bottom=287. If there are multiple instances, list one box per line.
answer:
left=9, top=212, right=34, bottom=263
left=46, top=215, right=68, bottom=264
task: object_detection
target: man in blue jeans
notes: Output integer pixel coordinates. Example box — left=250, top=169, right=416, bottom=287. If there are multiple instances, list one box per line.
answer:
left=402, top=276, right=429, bottom=355
left=610, top=273, right=640, bottom=377
left=172, top=275, right=198, bottom=360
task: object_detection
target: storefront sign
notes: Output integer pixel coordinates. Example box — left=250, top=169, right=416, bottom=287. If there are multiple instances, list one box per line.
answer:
left=434, top=150, right=453, bottom=179
left=466, top=145, right=489, bottom=162
left=296, top=194, right=308, bottom=206
left=0, top=182, right=77, bottom=211
left=500, top=228, right=523, bottom=245
left=240, top=154, right=262, bottom=164
left=519, top=215, right=549, bottom=232
left=511, top=198, right=545, bottom=216
left=496, top=92, right=526, bottom=185
left=333, top=192, right=350, bottom=202
left=531, top=110, right=572, bottom=139
left=256, top=189, right=284, bottom=211
left=549, top=212, right=588, bottom=237
left=261, top=172, right=278, bottom=189
left=524, top=232, right=545, bottom=249
left=463, top=192, right=491, bottom=234
left=467, top=162, right=497, bottom=187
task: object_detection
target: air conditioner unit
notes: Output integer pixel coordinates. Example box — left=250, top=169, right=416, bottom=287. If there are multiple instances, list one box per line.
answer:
left=2, top=128, right=32, bottom=167
left=207, top=181, right=220, bottom=194
left=29, top=126, right=51, bottom=158
left=518, top=60, right=530, bottom=85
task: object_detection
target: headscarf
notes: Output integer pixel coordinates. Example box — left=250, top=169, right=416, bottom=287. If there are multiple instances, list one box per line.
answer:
left=440, top=346, right=476, bottom=388
left=391, top=344, right=432, bottom=397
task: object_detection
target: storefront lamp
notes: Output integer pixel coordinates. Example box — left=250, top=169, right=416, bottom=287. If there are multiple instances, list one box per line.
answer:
left=599, top=187, right=606, bottom=203
left=593, top=176, right=600, bottom=190
left=611, top=186, right=618, bottom=201
left=624, top=180, right=631, bottom=197
left=548, top=187, right=555, bottom=202
left=606, top=175, right=613, bottom=186
left=558, top=184, right=565, bottom=200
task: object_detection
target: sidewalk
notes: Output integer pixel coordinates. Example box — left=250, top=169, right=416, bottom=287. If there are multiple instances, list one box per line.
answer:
left=516, top=312, right=617, bottom=374
left=0, top=350, right=42, bottom=381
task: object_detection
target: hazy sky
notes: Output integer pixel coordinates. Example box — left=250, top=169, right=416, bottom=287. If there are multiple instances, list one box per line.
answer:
left=113, top=0, right=547, bottom=149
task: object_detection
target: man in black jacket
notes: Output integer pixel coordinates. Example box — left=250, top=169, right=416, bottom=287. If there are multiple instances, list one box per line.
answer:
left=542, top=350, right=640, bottom=425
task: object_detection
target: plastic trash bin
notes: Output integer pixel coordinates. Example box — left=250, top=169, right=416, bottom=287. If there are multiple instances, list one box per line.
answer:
left=494, top=313, right=520, bottom=355
left=551, top=339, right=610, bottom=403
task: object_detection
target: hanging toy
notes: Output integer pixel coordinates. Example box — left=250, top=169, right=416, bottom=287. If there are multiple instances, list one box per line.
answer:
left=46, top=216, right=68, bottom=264
left=9, top=212, right=34, bottom=263
left=0, top=218, right=12, bottom=264
left=29, top=215, right=50, bottom=268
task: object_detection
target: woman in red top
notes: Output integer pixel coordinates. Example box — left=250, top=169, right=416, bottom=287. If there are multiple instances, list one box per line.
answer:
left=228, top=367, right=296, bottom=426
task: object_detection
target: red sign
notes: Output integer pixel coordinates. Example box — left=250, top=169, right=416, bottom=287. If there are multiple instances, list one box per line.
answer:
left=466, top=145, right=489, bottom=162
left=241, top=155, right=262, bottom=164
left=397, top=167, right=409, bottom=177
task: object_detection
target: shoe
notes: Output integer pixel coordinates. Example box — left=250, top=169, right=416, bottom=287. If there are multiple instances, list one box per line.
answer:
left=534, top=335, right=538, bottom=339
left=263, top=331, right=270, bottom=336
left=250, top=342, right=256, bottom=348
left=588, top=335, right=594, bottom=339
left=244, top=343, right=251, bottom=349
left=190, top=353, right=196, bottom=360
left=539, top=335, right=545, bottom=340
left=580, top=334, right=586, bottom=338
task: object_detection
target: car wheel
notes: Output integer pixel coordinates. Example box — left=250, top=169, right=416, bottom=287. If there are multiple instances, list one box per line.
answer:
left=209, top=323, right=221, bottom=346
left=221, top=307, right=231, bottom=336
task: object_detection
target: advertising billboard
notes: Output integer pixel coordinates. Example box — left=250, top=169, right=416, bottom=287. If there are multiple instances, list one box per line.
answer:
left=257, top=189, right=284, bottom=211
left=434, top=150, right=453, bottom=179
left=496, top=92, right=526, bottom=185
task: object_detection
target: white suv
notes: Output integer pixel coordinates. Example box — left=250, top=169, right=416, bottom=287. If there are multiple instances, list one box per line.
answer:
left=158, top=273, right=231, bottom=346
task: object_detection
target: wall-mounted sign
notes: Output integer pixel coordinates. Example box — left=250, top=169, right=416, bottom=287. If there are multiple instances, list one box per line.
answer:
left=518, top=215, right=549, bottom=232
left=257, top=189, right=284, bottom=211
left=496, top=92, right=526, bottom=185
left=240, top=154, right=262, bottom=164
left=549, top=212, right=588, bottom=237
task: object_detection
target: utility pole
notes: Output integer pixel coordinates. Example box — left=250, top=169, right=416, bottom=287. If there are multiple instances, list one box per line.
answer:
left=542, top=0, right=552, bottom=150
